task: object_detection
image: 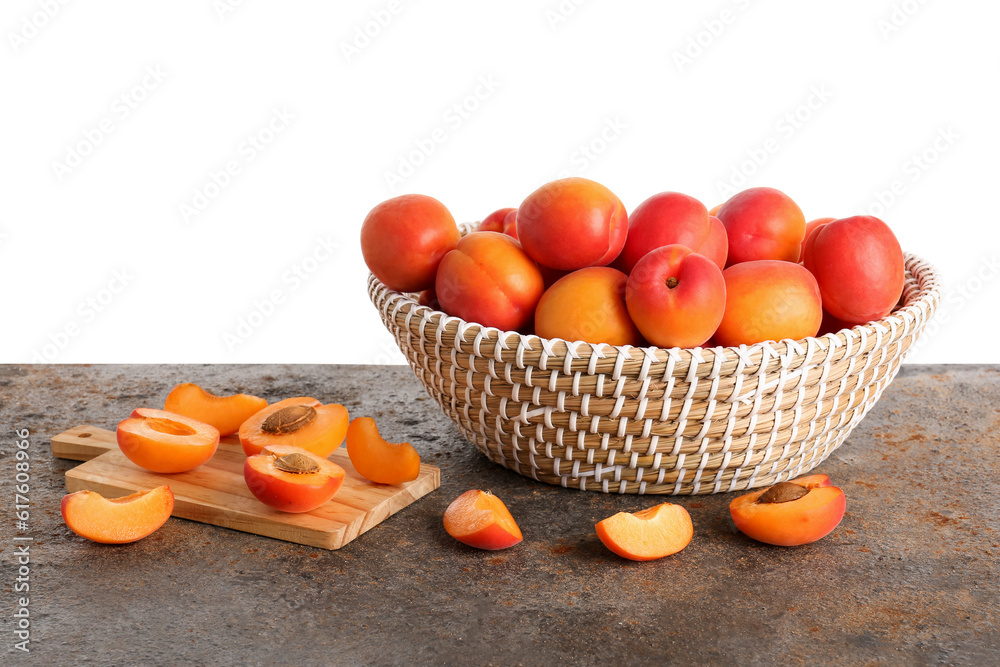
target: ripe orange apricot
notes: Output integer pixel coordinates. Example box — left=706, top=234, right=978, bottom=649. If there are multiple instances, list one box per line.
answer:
left=626, top=244, right=727, bottom=348
left=620, top=192, right=728, bottom=272
left=534, top=267, right=642, bottom=346
left=717, top=187, right=806, bottom=266
left=435, top=231, right=545, bottom=332
left=239, top=397, right=348, bottom=458
left=477, top=207, right=516, bottom=233
left=714, top=260, right=822, bottom=347
left=595, top=503, right=694, bottom=561
left=244, top=444, right=345, bottom=513
left=443, top=490, right=523, bottom=550
left=361, top=194, right=460, bottom=292
left=117, top=408, right=220, bottom=473
left=61, top=486, right=174, bottom=544
left=516, top=177, right=628, bottom=271
left=346, top=417, right=421, bottom=484
left=802, top=215, right=904, bottom=325
left=730, top=481, right=846, bottom=546
left=164, top=383, right=267, bottom=436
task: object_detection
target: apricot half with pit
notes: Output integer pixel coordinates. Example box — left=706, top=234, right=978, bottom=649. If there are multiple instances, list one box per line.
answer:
left=239, top=397, right=349, bottom=458
left=244, top=444, right=345, bottom=513
left=729, top=477, right=846, bottom=546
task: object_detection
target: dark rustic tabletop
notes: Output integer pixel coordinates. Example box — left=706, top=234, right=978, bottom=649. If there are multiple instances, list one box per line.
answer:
left=1, top=364, right=997, bottom=665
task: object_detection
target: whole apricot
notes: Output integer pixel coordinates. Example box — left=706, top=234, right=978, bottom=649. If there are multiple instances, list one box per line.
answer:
left=802, top=215, right=904, bottom=325
left=717, top=187, right=806, bottom=265
left=714, top=260, right=822, bottom=346
left=361, top=194, right=460, bottom=292
left=535, top=267, right=642, bottom=346
left=516, top=177, right=627, bottom=271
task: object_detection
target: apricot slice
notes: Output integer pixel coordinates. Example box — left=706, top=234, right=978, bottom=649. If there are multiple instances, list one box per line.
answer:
left=61, top=486, right=174, bottom=544
left=730, top=481, right=846, bottom=546
left=163, top=383, right=267, bottom=436
left=239, top=397, right=349, bottom=458
left=244, top=444, right=346, bottom=513
left=117, top=408, right=220, bottom=473
left=595, top=503, right=694, bottom=561
left=443, top=490, right=523, bottom=550
left=346, top=417, right=420, bottom=484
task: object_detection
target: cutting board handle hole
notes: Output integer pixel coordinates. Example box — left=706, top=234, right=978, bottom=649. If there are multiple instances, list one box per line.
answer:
left=79, top=433, right=91, bottom=438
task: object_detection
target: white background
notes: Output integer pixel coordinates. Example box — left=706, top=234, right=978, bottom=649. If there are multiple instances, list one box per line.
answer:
left=2, top=0, right=998, bottom=365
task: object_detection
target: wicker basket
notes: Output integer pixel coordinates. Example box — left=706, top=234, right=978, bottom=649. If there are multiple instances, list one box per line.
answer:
left=368, top=224, right=941, bottom=494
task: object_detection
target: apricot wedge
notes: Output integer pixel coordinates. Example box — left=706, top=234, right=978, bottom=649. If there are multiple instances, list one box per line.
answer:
left=239, top=397, right=349, bottom=458
left=244, top=444, right=345, bottom=513
left=596, top=503, right=694, bottom=561
left=443, top=490, right=523, bottom=550
left=164, top=383, right=267, bottom=436
left=346, top=417, right=420, bottom=485
left=730, top=481, right=846, bottom=546
left=117, top=408, right=220, bottom=473
left=61, top=486, right=174, bottom=544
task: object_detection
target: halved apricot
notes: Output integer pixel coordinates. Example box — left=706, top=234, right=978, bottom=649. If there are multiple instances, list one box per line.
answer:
left=117, top=408, right=220, bottom=473
left=61, top=486, right=174, bottom=544
left=443, top=489, right=523, bottom=550
left=164, top=383, right=267, bottom=436
left=244, top=444, right=346, bottom=513
left=729, top=481, right=846, bottom=546
left=595, top=503, right=694, bottom=561
left=345, top=417, right=420, bottom=485
left=239, top=397, right=348, bottom=458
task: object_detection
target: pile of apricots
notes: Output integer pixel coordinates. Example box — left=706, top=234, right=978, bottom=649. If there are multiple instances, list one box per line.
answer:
left=60, top=383, right=421, bottom=543
left=361, top=179, right=906, bottom=347
left=444, top=473, right=845, bottom=558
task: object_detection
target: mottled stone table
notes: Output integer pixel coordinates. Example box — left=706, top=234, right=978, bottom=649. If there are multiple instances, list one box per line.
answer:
left=1, top=365, right=997, bottom=665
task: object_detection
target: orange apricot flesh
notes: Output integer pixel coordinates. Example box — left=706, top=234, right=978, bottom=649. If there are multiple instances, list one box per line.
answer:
left=595, top=503, right=694, bottom=561
left=117, top=408, right=220, bottom=473
left=789, top=473, right=832, bottom=489
left=61, top=486, right=174, bottom=544
left=729, top=483, right=846, bottom=546
left=346, top=417, right=421, bottom=484
left=164, top=383, right=267, bottom=436
left=239, top=397, right=348, bottom=458
left=443, top=490, right=523, bottom=550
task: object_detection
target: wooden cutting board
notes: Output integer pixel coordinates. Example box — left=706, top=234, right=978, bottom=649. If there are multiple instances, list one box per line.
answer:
left=51, top=425, right=440, bottom=550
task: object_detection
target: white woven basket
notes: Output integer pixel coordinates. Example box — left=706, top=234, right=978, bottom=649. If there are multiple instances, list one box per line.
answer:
left=369, top=224, right=941, bottom=495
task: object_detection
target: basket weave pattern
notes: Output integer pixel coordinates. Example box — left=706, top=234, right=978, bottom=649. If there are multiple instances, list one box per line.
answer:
left=369, top=228, right=941, bottom=495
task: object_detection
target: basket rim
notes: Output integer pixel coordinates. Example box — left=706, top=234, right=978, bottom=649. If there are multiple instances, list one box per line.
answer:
left=371, top=259, right=940, bottom=368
